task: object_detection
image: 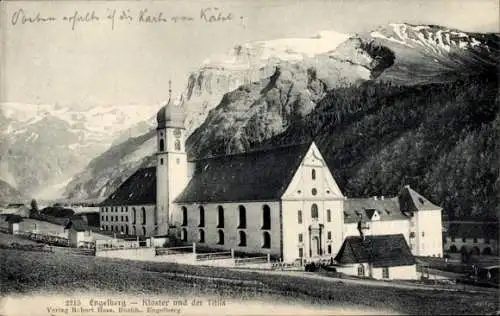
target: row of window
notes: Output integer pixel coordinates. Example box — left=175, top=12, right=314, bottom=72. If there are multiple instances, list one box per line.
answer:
left=181, top=205, right=272, bottom=230
left=102, top=215, right=129, bottom=222
left=100, top=225, right=146, bottom=236
left=297, top=204, right=332, bottom=224
left=448, top=237, right=491, bottom=244
left=101, top=208, right=148, bottom=225
left=101, top=206, right=129, bottom=213
left=357, top=265, right=389, bottom=279
left=297, top=232, right=333, bottom=242
left=297, top=245, right=333, bottom=258
left=180, top=229, right=272, bottom=249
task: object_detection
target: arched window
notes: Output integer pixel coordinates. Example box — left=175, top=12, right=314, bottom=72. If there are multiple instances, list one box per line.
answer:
left=154, top=207, right=157, bottom=225
left=181, top=228, right=188, bottom=242
left=159, top=139, right=165, bottom=151
left=262, top=205, right=271, bottom=230
left=238, top=205, right=246, bottom=228
left=357, top=264, right=365, bottom=277
left=199, top=206, right=205, bottom=227
left=175, top=139, right=181, bottom=151
left=311, top=204, right=319, bottom=220
left=239, top=231, right=247, bottom=247
left=132, top=208, right=136, bottom=224
left=125, top=226, right=129, bottom=235
left=142, top=227, right=146, bottom=236
left=471, top=246, right=480, bottom=255
left=327, top=209, right=331, bottom=222
left=217, top=230, right=224, bottom=245
left=199, top=229, right=205, bottom=243
left=262, top=232, right=271, bottom=249
left=131, top=226, right=136, bottom=235
left=141, top=207, right=146, bottom=225
left=181, top=206, right=188, bottom=226
left=297, top=210, right=302, bottom=224
left=312, top=169, right=316, bottom=180
left=449, top=244, right=457, bottom=253
left=217, top=206, right=224, bottom=228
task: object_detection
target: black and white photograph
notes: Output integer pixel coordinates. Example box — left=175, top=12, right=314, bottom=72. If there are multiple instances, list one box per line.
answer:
left=0, top=0, right=499, bottom=315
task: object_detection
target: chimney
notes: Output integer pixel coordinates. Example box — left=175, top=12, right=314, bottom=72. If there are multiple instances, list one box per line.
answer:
left=357, top=216, right=366, bottom=240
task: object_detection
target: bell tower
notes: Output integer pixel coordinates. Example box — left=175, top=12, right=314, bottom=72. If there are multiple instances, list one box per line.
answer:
left=155, top=81, right=188, bottom=235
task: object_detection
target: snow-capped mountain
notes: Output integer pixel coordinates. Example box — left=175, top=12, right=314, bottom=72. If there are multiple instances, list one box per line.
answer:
left=183, top=30, right=351, bottom=133
left=47, top=24, right=500, bottom=202
left=363, top=23, right=499, bottom=84
left=0, top=103, right=160, bottom=200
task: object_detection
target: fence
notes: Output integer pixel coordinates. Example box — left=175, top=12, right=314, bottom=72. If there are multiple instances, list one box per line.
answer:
left=156, top=245, right=193, bottom=256
left=95, top=238, right=139, bottom=250
left=49, top=245, right=95, bottom=256
left=271, top=260, right=303, bottom=270
left=196, top=251, right=233, bottom=261
left=16, top=231, right=70, bottom=247
left=234, top=255, right=270, bottom=266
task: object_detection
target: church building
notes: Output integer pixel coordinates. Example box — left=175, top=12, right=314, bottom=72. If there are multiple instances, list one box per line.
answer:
left=99, top=97, right=444, bottom=263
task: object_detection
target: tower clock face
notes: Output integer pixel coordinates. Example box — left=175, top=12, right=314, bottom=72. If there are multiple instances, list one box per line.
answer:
left=173, top=128, right=182, bottom=138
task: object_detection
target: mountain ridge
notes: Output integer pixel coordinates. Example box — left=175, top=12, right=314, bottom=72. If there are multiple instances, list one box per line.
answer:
left=7, top=23, right=497, bottom=221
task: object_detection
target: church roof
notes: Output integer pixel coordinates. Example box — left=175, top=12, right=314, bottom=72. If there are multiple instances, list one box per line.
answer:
left=343, top=198, right=409, bottom=223
left=334, top=234, right=416, bottom=268
left=175, top=143, right=311, bottom=203
left=100, top=167, right=156, bottom=206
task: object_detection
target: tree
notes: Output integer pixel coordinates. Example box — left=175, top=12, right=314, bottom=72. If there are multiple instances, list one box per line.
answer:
left=29, top=198, right=39, bottom=218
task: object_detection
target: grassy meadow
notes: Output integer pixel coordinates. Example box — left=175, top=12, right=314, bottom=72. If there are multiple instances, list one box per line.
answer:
left=1, top=247, right=499, bottom=315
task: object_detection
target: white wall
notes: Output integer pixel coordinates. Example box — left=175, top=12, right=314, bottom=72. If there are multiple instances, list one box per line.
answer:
left=177, top=201, right=281, bottom=258
left=414, top=210, right=443, bottom=257
left=371, top=265, right=417, bottom=280
left=337, top=263, right=417, bottom=280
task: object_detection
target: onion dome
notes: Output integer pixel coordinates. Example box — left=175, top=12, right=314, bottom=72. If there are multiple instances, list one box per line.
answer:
left=156, top=81, right=186, bottom=129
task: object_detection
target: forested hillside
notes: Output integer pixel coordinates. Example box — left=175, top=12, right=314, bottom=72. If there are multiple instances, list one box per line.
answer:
left=258, top=74, right=499, bottom=220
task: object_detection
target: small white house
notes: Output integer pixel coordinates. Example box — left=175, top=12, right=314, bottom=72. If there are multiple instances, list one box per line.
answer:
left=334, top=234, right=417, bottom=280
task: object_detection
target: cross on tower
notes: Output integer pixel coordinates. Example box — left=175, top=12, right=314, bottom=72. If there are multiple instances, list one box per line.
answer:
left=168, top=80, right=172, bottom=100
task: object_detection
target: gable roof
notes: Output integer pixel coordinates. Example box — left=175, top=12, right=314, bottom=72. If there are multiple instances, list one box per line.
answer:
left=343, top=198, right=409, bottom=223
left=334, top=234, right=416, bottom=268
left=175, top=143, right=311, bottom=203
left=65, top=218, right=88, bottom=232
left=100, top=167, right=156, bottom=206
left=398, top=185, right=440, bottom=212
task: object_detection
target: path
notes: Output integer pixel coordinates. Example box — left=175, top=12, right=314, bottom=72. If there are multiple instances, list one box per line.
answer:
left=229, top=268, right=497, bottom=294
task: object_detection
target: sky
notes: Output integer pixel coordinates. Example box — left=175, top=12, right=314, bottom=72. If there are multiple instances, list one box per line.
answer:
left=1, top=0, right=498, bottom=107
